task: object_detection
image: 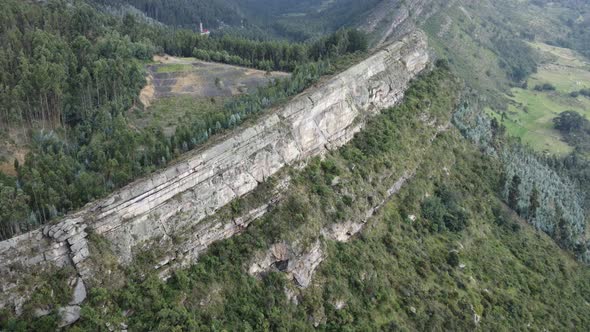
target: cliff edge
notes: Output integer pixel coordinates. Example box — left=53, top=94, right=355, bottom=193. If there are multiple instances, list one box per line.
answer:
left=0, top=31, right=429, bottom=314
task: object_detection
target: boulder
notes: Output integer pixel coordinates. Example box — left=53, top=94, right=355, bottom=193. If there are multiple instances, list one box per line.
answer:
left=58, top=305, right=81, bottom=327
left=70, top=278, right=87, bottom=305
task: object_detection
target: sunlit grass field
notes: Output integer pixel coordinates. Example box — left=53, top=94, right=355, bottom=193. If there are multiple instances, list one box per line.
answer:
left=491, top=42, right=590, bottom=155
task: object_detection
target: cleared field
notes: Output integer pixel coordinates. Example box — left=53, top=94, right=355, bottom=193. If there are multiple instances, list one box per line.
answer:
left=141, top=56, right=289, bottom=103
left=529, top=42, right=590, bottom=93
left=492, top=42, right=590, bottom=155
left=133, top=56, right=289, bottom=135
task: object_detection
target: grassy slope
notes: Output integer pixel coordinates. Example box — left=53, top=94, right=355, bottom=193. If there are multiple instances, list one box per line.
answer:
left=129, top=96, right=226, bottom=136
left=490, top=42, right=590, bottom=155
left=424, top=0, right=590, bottom=156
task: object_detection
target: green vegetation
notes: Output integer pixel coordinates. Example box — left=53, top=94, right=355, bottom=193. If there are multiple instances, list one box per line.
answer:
left=2, top=0, right=590, bottom=330
left=0, top=0, right=369, bottom=240
left=489, top=42, right=590, bottom=155
left=5, top=66, right=590, bottom=331
left=553, top=111, right=590, bottom=152
left=455, top=97, right=588, bottom=262
left=94, top=0, right=244, bottom=29
left=154, top=64, right=194, bottom=73
left=129, top=96, right=225, bottom=135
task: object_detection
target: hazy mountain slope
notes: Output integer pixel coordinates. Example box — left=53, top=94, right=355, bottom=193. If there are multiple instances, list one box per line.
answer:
left=92, top=0, right=244, bottom=28
left=1, top=0, right=590, bottom=330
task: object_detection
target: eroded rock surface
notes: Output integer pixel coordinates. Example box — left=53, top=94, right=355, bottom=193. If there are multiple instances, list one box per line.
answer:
left=249, top=241, right=325, bottom=289
left=248, top=171, right=416, bottom=288
left=0, top=31, right=429, bottom=312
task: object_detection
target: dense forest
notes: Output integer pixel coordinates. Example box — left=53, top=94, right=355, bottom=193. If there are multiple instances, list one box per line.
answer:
left=94, top=0, right=243, bottom=29
left=453, top=98, right=590, bottom=262
left=92, top=0, right=385, bottom=41
left=0, top=0, right=368, bottom=240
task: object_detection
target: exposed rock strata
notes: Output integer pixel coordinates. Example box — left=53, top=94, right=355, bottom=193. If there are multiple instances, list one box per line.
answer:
left=247, top=116, right=451, bottom=304
left=0, top=31, right=428, bottom=312
left=248, top=171, right=415, bottom=288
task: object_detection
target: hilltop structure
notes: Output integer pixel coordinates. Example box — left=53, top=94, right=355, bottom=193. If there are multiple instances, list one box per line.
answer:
left=199, top=22, right=210, bottom=36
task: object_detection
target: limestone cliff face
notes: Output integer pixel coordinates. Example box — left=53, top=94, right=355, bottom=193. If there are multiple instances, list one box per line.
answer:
left=360, top=0, right=452, bottom=46
left=0, top=31, right=428, bottom=312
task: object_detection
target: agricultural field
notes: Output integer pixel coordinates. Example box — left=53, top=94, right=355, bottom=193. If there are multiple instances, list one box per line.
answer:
left=490, top=42, right=590, bottom=155
left=132, top=55, right=289, bottom=134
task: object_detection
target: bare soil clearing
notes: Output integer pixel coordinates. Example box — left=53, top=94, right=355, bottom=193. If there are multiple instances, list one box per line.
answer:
left=133, top=56, right=290, bottom=135
left=139, top=55, right=289, bottom=108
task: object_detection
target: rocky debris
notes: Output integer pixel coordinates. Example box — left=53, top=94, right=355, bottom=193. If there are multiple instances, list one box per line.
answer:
left=309, top=306, right=326, bottom=328
left=156, top=199, right=282, bottom=279
left=290, top=241, right=324, bottom=288
left=13, top=296, right=26, bottom=316
left=43, top=217, right=91, bottom=278
left=70, top=278, right=87, bottom=305
left=470, top=304, right=481, bottom=325
left=251, top=171, right=420, bottom=291
left=474, top=313, right=481, bottom=325
left=285, top=287, right=299, bottom=305
left=58, top=305, right=81, bottom=327
left=321, top=221, right=364, bottom=242
left=321, top=171, right=415, bottom=243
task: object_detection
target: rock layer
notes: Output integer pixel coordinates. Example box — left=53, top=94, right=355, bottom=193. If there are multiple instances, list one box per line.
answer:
left=0, top=31, right=429, bottom=312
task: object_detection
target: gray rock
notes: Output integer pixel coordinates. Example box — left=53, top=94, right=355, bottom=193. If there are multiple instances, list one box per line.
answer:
left=249, top=240, right=324, bottom=289
left=70, top=278, right=87, bottom=305
left=0, top=31, right=430, bottom=308
left=58, top=305, right=81, bottom=327
left=33, top=308, right=51, bottom=318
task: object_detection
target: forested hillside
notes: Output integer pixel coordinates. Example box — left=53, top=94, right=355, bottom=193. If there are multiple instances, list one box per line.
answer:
left=92, top=0, right=385, bottom=40
left=0, top=0, right=368, bottom=240
left=94, top=0, right=243, bottom=29
left=4, top=62, right=590, bottom=331
left=1, top=0, right=590, bottom=330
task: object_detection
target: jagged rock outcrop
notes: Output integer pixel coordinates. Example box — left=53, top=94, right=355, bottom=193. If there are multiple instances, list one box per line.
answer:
left=0, top=31, right=429, bottom=313
left=248, top=240, right=325, bottom=289
left=248, top=171, right=416, bottom=288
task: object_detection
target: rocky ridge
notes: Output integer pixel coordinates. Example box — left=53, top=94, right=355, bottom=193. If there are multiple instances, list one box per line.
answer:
left=0, top=31, right=429, bottom=318
left=361, top=0, right=454, bottom=46
left=247, top=119, right=450, bottom=293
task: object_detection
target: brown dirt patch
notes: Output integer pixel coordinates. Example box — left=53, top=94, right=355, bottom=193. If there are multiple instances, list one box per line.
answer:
left=139, top=74, right=155, bottom=108
left=0, top=128, right=29, bottom=176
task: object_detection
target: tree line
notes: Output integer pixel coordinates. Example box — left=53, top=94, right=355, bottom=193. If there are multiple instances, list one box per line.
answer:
left=453, top=99, right=590, bottom=262
left=161, top=27, right=368, bottom=71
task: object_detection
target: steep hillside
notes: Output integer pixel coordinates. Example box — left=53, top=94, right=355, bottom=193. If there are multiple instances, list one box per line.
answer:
left=1, top=0, right=590, bottom=330
left=4, top=62, right=590, bottom=331
left=0, top=31, right=429, bottom=326
left=93, top=0, right=244, bottom=29
left=0, top=0, right=369, bottom=241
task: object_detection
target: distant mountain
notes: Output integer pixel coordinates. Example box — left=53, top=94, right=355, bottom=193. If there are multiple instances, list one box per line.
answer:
left=91, top=0, right=387, bottom=40
left=92, top=0, right=244, bottom=29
